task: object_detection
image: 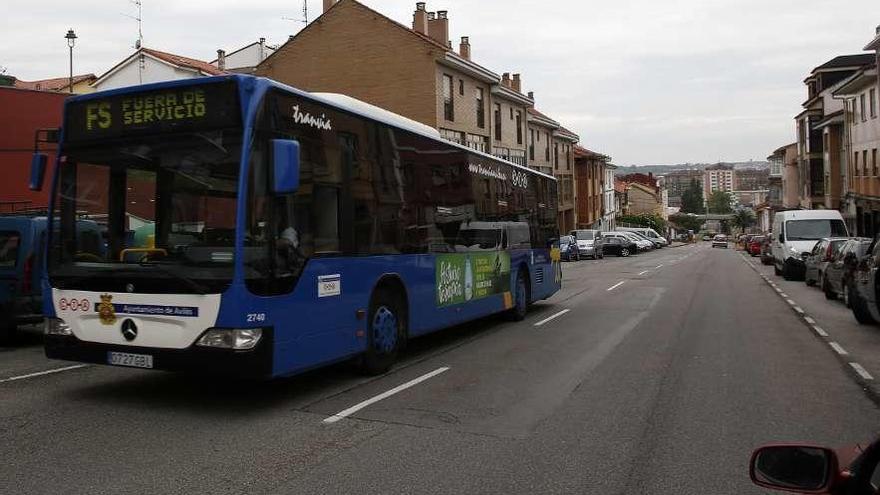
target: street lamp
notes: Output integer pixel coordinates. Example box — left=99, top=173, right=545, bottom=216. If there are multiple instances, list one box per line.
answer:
left=64, top=28, right=77, bottom=94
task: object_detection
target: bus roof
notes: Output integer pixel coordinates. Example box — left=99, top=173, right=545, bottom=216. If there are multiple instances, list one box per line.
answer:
left=64, top=75, right=557, bottom=182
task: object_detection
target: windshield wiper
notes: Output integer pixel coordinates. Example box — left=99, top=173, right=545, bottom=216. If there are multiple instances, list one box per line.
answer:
left=132, top=262, right=210, bottom=295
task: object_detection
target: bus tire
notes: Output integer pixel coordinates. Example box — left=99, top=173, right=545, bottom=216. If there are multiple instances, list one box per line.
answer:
left=507, top=269, right=530, bottom=321
left=359, top=288, right=405, bottom=375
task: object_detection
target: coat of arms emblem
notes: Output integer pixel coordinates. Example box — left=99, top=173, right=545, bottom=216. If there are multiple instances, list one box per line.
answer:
left=98, top=294, right=116, bottom=325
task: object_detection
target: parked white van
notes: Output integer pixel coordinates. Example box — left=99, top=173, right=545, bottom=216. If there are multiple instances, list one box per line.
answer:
left=771, top=210, right=848, bottom=280
left=617, top=227, right=668, bottom=247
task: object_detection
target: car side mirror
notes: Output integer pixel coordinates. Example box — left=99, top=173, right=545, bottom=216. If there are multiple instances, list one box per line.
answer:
left=750, top=445, right=836, bottom=493
left=29, top=153, right=48, bottom=191
left=271, top=139, right=301, bottom=195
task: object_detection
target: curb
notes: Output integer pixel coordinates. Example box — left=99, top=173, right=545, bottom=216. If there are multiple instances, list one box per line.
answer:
left=739, top=253, right=880, bottom=407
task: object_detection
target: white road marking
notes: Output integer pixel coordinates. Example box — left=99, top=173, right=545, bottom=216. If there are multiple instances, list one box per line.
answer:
left=780, top=293, right=788, bottom=298
left=655, top=264, right=664, bottom=269
left=793, top=306, right=805, bottom=314
left=638, top=270, right=649, bottom=276
left=786, top=299, right=796, bottom=306
left=534, top=309, right=571, bottom=327
left=607, top=281, right=625, bottom=292
left=829, top=342, right=849, bottom=356
left=0, top=364, right=89, bottom=384
left=850, top=363, right=874, bottom=381
left=323, top=367, right=450, bottom=424
left=804, top=316, right=816, bottom=324
left=813, top=325, right=829, bottom=337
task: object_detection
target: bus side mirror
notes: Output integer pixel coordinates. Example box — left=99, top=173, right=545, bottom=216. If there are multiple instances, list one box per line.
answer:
left=272, top=139, right=300, bottom=195
left=29, top=153, right=48, bottom=191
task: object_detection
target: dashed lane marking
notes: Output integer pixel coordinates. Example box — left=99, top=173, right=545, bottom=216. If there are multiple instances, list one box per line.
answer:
left=813, top=326, right=829, bottom=337
left=607, top=281, right=625, bottom=292
left=0, top=364, right=89, bottom=384
left=534, top=309, right=571, bottom=327
left=829, top=342, right=849, bottom=356
left=323, top=367, right=450, bottom=424
left=850, top=363, right=875, bottom=381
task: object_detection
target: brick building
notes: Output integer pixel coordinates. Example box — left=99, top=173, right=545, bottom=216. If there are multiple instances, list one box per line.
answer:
left=662, top=169, right=703, bottom=208
left=0, top=87, right=68, bottom=210
left=573, top=146, right=606, bottom=229
left=256, top=0, right=534, bottom=166
left=735, top=168, right=770, bottom=191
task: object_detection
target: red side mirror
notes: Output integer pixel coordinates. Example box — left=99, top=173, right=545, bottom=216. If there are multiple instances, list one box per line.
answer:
left=750, top=445, right=839, bottom=493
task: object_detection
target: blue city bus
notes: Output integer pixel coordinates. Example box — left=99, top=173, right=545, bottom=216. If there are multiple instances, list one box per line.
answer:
left=31, top=75, right=561, bottom=378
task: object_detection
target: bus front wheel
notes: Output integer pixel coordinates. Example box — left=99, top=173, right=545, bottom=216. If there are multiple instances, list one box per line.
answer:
left=360, top=289, right=405, bottom=375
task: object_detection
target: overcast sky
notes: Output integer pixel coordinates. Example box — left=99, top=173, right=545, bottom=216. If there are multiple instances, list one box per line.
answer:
left=2, top=0, right=878, bottom=165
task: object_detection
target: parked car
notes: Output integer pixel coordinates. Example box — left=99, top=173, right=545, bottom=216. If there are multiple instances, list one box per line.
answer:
left=823, top=237, right=872, bottom=305
left=804, top=237, right=847, bottom=287
left=760, top=236, right=774, bottom=265
left=0, top=215, right=104, bottom=344
left=602, top=236, right=638, bottom=257
left=614, top=231, right=653, bottom=251
left=711, top=234, right=728, bottom=248
left=771, top=209, right=848, bottom=280
left=850, top=235, right=880, bottom=324
left=747, top=235, right=766, bottom=257
left=702, top=234, right=713, bottom=241
left=559, top=235, right=580, bottom=261
left=617, top=227, right=668, bottom=247
left=621, top=229, right=664, bottom=249
left=570, top=229, right=604, bottom=259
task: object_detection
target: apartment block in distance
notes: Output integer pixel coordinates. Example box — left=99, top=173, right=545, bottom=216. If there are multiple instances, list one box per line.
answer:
left=256, top=0, right=534, bottom=166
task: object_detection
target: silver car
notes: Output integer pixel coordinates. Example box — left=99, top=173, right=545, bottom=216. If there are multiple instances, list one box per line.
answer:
left=570, top=229, right=604, bottom=259
left=804, top=237, right=847, bottom=287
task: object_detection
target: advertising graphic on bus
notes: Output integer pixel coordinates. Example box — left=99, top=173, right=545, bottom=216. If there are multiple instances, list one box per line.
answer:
left=35, top=75, right=561, bottom=379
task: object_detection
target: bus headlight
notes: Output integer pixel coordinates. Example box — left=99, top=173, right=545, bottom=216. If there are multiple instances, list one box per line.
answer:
left=44, top=317, right=72, bottom=336
left=196, top=328, right=263, bottom=350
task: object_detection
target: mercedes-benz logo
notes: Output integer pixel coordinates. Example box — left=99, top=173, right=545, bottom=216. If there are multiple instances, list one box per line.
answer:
left=126, top=283, right=135, bottom=293
left=120, top=319, right=138, bottom=342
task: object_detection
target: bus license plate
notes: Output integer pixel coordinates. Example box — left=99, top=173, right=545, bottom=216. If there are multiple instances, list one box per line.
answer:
left=107, top=352, right=154, bottom=369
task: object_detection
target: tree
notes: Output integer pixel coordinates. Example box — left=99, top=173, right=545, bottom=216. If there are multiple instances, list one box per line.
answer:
left=680, top=179, right=705, bottom=214
left=617, top=213, right=667, bottom=233
left=706, top=191, right=733, bottom=214
left=669, top=213, right=705, bottom=233
left=732, top=208, right=756, bottom=234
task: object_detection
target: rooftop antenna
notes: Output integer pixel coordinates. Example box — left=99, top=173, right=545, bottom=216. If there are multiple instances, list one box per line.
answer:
left=282, top=0, right=309, bottom=29
left=121, top=0, right=145, bottom=83
left=122, top=0, right=144, bottom=49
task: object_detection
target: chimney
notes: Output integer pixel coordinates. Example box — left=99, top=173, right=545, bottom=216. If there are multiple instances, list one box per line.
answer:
left=323, top=0, right=337, bottom=13
left=459, top=36, right=471, bottom=60
left=876, top=24, right=880, bottom=35
left=528, top=91, right=534, bottom=100
left=501, top=72, right=511, bottom=88
left=511, top=73, right=521, bottom=93
left=216, top=49, right=226, bottom=71
left=413, top=2, right=428, bottom=34
left=258, top=37, right=266, bottom=61
left=427, top=10, right=449, bottom=48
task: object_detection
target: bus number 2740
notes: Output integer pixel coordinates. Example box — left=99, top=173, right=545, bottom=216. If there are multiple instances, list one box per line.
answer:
left=246, top=313, right=267, bottom=323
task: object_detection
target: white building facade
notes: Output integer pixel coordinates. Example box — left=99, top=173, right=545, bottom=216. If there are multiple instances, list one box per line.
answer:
left=601, top=163, right=618, bottom=231
left=92, top=48, right=225, bottom=91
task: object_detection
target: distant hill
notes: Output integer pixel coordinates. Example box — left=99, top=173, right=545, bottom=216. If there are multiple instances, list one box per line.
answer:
left=615, top=161, right=769, bottom=176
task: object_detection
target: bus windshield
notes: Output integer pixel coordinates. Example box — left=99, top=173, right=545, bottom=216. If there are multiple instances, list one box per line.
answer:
left=50, top=129, right=243, bottom=294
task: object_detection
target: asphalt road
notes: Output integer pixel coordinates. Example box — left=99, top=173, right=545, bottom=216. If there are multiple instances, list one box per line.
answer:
left=2, top=243, right=879, bottom=494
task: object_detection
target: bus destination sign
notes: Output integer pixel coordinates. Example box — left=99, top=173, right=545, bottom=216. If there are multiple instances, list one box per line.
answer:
left=64, top=81, right=240, bottom=143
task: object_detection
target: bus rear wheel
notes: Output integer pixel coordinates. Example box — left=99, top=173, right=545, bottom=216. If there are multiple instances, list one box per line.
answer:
left=506, top=271, right=529, bottom=321
left=360, top=289, right=405, bottom=375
